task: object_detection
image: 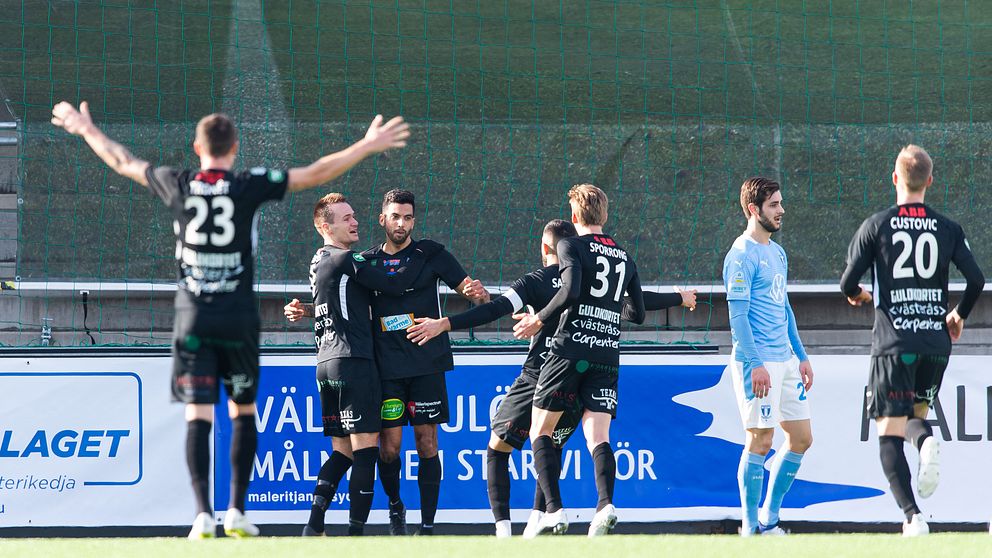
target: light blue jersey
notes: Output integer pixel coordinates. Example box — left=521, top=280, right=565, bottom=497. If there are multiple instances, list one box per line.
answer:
left=723, top=235, right=799, bottom=365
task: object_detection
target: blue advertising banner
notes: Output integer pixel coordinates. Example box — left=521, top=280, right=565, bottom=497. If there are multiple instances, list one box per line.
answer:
left=214, top=353, right=889, bottom=525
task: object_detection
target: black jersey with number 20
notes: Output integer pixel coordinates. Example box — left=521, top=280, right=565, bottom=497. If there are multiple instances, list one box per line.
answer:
left=540, top=234, right=645, bottom=366
left=841, top=203, right=984, bottom=356
left=146, top=166, right=288, bottom=311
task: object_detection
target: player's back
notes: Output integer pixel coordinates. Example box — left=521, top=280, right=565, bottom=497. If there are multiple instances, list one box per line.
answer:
left=857, top=203, right=970, bottom=355
left=510, top=265, right=565, bottom=373
left=146, top=166, right=288, bottom=311
left=549, top=233, right=636, bottom=365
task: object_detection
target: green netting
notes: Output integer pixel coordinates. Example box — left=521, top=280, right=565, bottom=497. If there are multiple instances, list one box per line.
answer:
left=0, top=1, right=990, bottom=346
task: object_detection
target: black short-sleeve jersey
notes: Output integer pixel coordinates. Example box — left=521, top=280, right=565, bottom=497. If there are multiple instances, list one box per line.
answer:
left=145, top=166, right=288, bottom=311
left=840, top=203, right=984, bottom=356
left=546, top=234, right=643, bottom=366
left=362, top=240, right=469, bottom=379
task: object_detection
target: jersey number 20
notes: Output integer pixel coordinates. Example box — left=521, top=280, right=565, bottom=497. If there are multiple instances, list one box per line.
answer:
left=892, top=231, right=938, bottom=279
left=184, top=196, right=235, bottom=247
left=590, top=255, right=627, bottom=302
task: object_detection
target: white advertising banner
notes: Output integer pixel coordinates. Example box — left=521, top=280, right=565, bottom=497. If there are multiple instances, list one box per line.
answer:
left=0, top=357, right=189, bottom=527
left=0, top=352, right=989, bottom=527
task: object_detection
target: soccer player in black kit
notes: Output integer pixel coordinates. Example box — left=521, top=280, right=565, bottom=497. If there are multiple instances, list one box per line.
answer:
left=407, top=219, right=695, bottom=538
left=840, top=145, right=984, bottom=537
left=364, top=189, right=487, bottom=535
left=285, top=193, right=440, bottom=536
left=51, top=101, right=409, bottom=538
left=514, top=184, right=646, bottom=537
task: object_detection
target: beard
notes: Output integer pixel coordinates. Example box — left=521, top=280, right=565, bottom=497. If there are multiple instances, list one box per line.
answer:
left=757, top=214, right=781, bottom=233
left=387, top=228, right=410, bottom=244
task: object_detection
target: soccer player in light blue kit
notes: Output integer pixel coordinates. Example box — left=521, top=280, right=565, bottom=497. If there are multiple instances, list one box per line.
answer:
left=723, top=177, right=814, bottom=536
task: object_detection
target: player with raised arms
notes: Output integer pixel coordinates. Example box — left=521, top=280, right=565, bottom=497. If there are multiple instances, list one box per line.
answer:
left=51, top=101, right=409, bottom=538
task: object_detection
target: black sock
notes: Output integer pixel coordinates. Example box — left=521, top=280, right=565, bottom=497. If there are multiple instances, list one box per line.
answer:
left=487, top=447, right=511, bottom=522
left=229, top=415, right=257, bottom=512
left=879, top=435, right=920, bottom=520
left=308, top=450, right=353, bottom=533
left=592, top=442, right=616, bottom=511
left=418, top=454, right=442, bottom=527
left=905, top=418, right=933, bottom=450
left=533, top=481, right=546, bottom=512
left=378, top=454, right=403, bottom=505
left=349, top=447, right=378, bottom=525
left=186, top=419, right=213, bottom=515
left=533, top=436, right=562, bottom=513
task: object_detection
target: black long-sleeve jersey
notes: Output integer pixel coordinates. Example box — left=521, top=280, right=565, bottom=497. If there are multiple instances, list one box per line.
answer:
left=309, top=244, right=428, bottom=363
left=840, top=203, right=984, bottom=356
left=538, top=234, right=645, bottom=366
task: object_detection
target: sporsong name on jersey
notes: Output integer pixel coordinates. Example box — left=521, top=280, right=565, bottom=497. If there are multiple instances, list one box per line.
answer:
left=589, top=242, right=628, bottom=260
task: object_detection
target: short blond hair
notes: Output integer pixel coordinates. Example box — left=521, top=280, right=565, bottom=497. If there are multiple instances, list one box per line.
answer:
left=313, top=192, right=348, bottom=225
left=567, top=184, right=608, bottom=226
left=895, top=145, right=933, bottom=192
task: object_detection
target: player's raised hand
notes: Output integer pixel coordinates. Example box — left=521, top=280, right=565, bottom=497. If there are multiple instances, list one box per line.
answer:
left=946, top=308, right=965, bottom=341
left=751, top=365, right=771, bottom=399
left=799, top=359, right=814, bottom=391
left=677, top=287, right=698, bottom=311
left=512, top=312, right=542, bottom=339
left=847, top=286, right=873, bottom=307
left=284, top=298, right=307, bottom=322
left=51, top=101, right=94, bottom=136
left=407, top=317, right=450, bottom=346
left=364, top=114, right=410, bottom=153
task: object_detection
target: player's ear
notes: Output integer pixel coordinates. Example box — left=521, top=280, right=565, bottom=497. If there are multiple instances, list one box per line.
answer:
left=378, top=213, right=386, bottom=226
left=925, top=174, right=933, bottom=188
left=892, top=171, right=899, bottom=187
left=193, top=140, right=202, bottom=157
left=229, top=140, right=239, bottom=158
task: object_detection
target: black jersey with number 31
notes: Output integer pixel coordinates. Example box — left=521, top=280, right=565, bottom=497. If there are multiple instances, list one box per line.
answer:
left=841, top=203, right=984, bottom=356
left=542, top=234, right=644, bottom=365
left=146, top=166, right=288, bottom=311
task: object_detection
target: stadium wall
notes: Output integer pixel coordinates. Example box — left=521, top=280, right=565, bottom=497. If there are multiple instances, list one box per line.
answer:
left=1, top=351, right=991, bottom=534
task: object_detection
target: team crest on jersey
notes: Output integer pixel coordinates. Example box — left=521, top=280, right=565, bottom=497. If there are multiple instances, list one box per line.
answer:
left=729, top=271, right=747, bottom=295
left=760, top=404, right=772, bottom=419
left=267, top=169, right=284, bottom=182
left=352, top=253, right=366, bottom=262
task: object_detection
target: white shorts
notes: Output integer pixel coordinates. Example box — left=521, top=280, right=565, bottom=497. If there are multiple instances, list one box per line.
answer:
left=729, top=355, right=810, bottom=429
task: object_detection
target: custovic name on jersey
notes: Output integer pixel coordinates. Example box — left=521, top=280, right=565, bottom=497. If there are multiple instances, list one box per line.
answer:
left=363, top=240, right=469, bottom=379
left=842, top=203, right=981, bottom=356
left=723, top=235, right=793, bottom=362
left=146, top=166, right=287, bottom=311
left=548, top=234, right=638, bottom=366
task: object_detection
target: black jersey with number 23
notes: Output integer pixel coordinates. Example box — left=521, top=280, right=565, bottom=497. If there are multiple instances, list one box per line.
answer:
left=146, top=166, right=288, bottom=311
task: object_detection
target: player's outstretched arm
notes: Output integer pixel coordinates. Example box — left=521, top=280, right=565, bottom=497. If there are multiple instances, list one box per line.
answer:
left=407, top=295, right=515, bottom=346
left=51, top=101, right=150, bottom=187
left=286, top=115, right=410, bottom=192
left=624, top=269, right=646, bottom=325
left=514, top=262, right=580, bottom=339
left=350, top=242, right=434, bottom=296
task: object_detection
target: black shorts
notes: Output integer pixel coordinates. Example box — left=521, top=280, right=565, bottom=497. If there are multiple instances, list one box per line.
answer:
left=492, top=368, right=581, bottom=450
left=533, top=355, right=619, bottom=418
left=380, top=373, right=449, bottom=427
left=867, top=354, right=949, bottom=418
left=171, top=308, right=260, bottom=405
left=317, top=358, right=382, bottom=437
